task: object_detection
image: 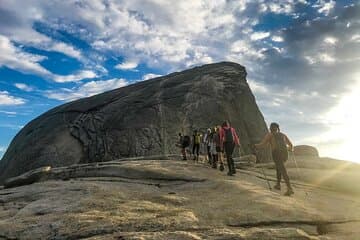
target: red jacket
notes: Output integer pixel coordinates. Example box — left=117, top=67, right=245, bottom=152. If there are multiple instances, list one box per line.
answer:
left=219, top=126, right=240, bottom=147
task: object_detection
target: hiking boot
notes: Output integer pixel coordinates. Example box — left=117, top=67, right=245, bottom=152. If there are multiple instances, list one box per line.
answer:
left=273, top=184, right=281, bottom=190
left=284, top=188, right=294, bottom=196
left=219, top=164, right=225, bottom=172
left=227, top=172, right=233, bottom=176
left=182, top=157, right=187, bottom=161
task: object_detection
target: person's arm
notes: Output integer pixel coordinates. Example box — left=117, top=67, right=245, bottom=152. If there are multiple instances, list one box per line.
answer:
left=232, top=128, right=240, bottom=146
left=284, top=134, right=293, bottom=152
left=255, top=133, right=271, bottom=148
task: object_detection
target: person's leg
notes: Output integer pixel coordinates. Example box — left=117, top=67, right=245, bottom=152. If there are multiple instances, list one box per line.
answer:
left=229, top=143, right=236, bottom=174
left=224, top=143, right=233, bottom=175
left=212, top=154, right=217, bottom=168
left=196, top=144, right=200, bottom=161
left=207, top=146, right=212, bottom=164
left=273, top=158, right=282, bottom=190
left=278, top=159, right=292, bottom=189
left=181, top=147, right=186, bottom=160
left=217, top=147, right=224, bottom=171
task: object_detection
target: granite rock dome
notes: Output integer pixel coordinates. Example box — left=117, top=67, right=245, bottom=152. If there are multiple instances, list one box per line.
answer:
left=0, top=62, right=270, bottom=183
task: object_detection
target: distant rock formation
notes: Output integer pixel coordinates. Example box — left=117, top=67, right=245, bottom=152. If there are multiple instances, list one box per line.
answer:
left=0, top=62, right=270, bottom=183
left=294, top=145, right=319, bottom=157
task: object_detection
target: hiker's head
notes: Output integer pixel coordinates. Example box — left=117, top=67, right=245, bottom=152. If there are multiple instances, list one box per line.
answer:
left=207, top=128, right=211, bottom=133
left=222, top=121, right=230, bottom=128
left=270, top=122, right=280, bottom=133
left=212, top=126, right=217, bottom=133
left=194, top=129, right=198, bottom=134
left=179, top=133, right=182, bottom=136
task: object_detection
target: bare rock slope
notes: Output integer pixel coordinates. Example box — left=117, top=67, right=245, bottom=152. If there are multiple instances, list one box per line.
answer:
left=0, top=156, right=360, bottom=239
left=0, top=62, right=269, bottom=183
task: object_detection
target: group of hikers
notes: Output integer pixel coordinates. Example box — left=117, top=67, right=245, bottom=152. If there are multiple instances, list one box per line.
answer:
left=177, top=121, right=294, bottom=196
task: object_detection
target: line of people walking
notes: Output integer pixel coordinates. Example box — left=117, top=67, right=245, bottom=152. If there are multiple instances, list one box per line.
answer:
left=178, top=121, right=295, bottom=196
left=178, top=121, right=240, bottom=176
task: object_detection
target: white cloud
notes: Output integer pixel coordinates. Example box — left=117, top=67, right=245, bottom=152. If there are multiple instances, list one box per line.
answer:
left=271, top=36, right=284, bottom=42
left=0, top=34, right=52, bottom=77
left=14, top=83, right=34, bottom=92
left=0, top=146, right=6, bottom=152
left=115, top=60, right=138, bottom=70
left=313, top=0, right=336, bottom=16
left=142, top=73, right=162, bottom=81
left=53, top=70, right=97, bottom=83
left=45, top=78, right=128, bottom=101
left=0, top=91, right=26, bottom=105
left=230, top=40, right=265, bottom=59
left=304, top=53, right=336, bottom=64
left=323, top=36, right=338, bottom=45
left=351, top=34, right=360, bottom=42
left=48, top=42, right=83, bottom=60
left=259, top=1, right=296, bottom=14
left=248, top=79, right=269, bottom=94
left=0, top=35, right=96, bottom=83
left=0, top=123, right=23, bottom=129
left=250, top=31, right=270, bottom=41
left=0, top=110, right=17, bottom=115
left=319, top=53, right=336, bottom=63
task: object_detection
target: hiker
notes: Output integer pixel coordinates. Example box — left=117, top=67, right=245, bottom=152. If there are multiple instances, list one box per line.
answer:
left=255, top=122, right=294, bottom=196
left=219, top=121, right=240, bottom=176
left=204, top=128, right=212, bottom=165
left=178, top=133, right=190, bottom=160
left=192, top=130, right=201, bottom=161
left=210, top=126, right=219, bottom=169
left=215, top=125, right=225, bottom=171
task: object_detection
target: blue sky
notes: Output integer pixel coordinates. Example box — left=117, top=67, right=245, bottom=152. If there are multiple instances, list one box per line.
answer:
left=0, top=0, right=359, bottom=162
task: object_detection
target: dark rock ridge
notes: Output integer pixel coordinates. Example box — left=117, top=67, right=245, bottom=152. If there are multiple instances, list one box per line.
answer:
left=0, top=62, right=269, bottom=183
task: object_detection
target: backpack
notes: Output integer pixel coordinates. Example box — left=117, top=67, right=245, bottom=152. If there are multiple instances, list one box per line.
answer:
left=272, top=132, right=288, bottom=161
left=182, top=136, right=190, bottom=147
left=224, top=128, right=234, bottom=143
left=194, top=134, right=201, bottom=144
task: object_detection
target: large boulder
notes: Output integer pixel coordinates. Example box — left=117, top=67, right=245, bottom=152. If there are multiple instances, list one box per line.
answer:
left=294, top=145, right=319, bottom=157
left=0, top=62, right=270, bottom=183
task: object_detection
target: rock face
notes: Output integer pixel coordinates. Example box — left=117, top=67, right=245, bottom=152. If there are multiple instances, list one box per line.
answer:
left=1, top=157, right=360, bottom=239
left=0, top=62, right=270, bottom=183
left=294, top=145, right=319, bottom=157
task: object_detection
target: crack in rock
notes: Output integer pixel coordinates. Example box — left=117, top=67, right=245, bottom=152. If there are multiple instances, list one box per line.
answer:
left=227, top=219, right=360, bottom=235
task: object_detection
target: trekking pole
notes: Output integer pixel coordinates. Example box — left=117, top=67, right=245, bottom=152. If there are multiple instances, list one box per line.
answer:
left=291, top=151, right=309, bottom=197
left=260, top=164, right=272, bottom=191
left=252, top=144, right=272, bottom=191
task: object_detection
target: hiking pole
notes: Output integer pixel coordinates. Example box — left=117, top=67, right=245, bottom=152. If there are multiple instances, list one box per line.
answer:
left=260, top=163, right=272, bottom=191
left=291, top=151, right=309, bottom=197
left=251, top=144, right=272, bottom=191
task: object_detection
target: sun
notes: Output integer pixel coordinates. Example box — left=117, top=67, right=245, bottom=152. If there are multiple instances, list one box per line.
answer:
left=321, top=78, right=360, bottom=163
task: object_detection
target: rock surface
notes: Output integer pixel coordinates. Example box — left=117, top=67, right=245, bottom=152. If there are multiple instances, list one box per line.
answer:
left=294, top=145, right=319, bottom=157
left=0, top=157, right=359, bottom=239
left=0, top=62, right=270, bottom=184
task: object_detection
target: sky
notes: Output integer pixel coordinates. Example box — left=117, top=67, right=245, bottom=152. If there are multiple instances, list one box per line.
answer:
left=0, top=0, right=359, bottom=162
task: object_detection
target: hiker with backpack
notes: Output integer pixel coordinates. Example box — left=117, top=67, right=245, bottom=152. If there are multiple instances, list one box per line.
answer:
left=219, top=121, right=240, bottom=176
left=178, top=133, right=190, bottom=160
left=255, top=122, right=294, bottom=196
left=192, top=130, right=202, bottom=161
